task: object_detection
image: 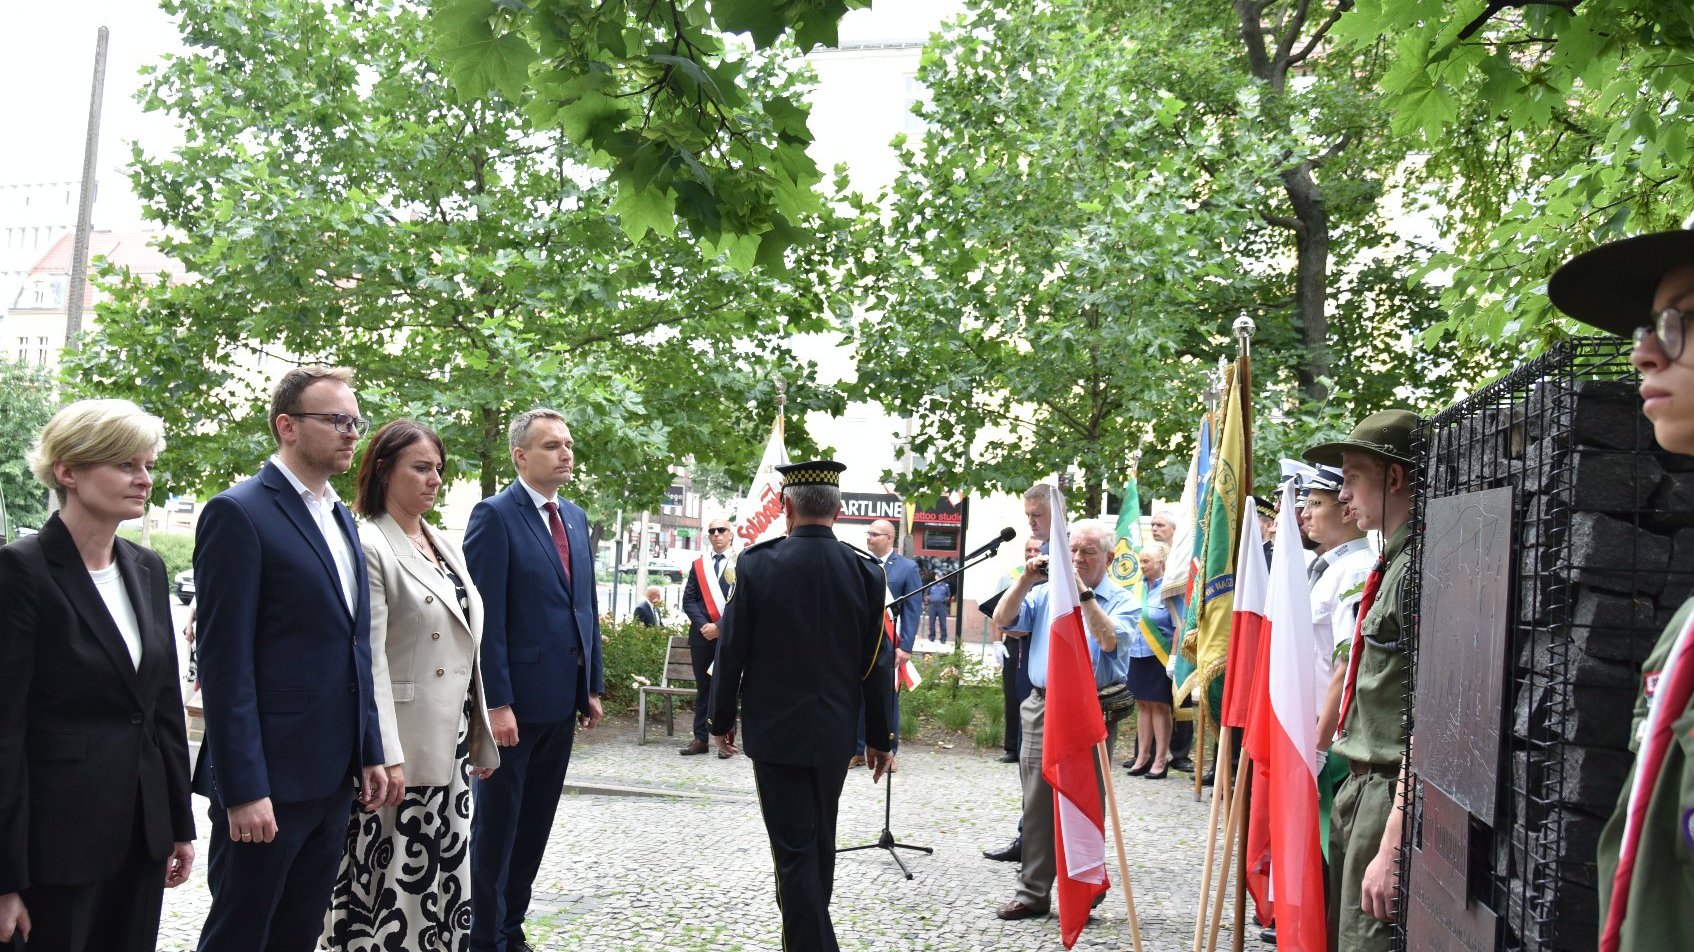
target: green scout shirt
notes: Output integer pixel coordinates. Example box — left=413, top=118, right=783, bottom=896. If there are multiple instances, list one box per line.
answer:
left=1596, top=596, right=1694, bottom=951
left=1332, top=523, right=1412, bottom=768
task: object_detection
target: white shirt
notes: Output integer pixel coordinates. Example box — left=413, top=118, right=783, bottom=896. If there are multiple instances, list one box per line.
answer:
left=1310, top=535, right=1377, bottom=672
left=517, top=477, right=564, bottom=535
left=89, top=562, right=143, bottom=668
left=271, top=455, right=359, bottom=615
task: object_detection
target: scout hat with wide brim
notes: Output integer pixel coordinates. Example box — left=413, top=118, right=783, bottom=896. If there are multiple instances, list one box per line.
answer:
left=1548, top=228, right=1694, bottom=335
left=1303, top=409, right=1419, bottom=468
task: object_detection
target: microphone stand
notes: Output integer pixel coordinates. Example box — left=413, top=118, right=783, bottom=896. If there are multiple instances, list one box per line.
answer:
left=837, top=535, right=1012, bottom=879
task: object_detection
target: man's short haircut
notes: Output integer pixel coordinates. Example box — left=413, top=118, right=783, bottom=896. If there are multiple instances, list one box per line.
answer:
left=1023, top=482, right=1062, bottom=507
left=1141, top=540, right=1170, bottom=563
left=784, top=483, right=841, bottom=520
left=1069, top=519, right=1114, bottom=550
left=645, top=586, right=661, bottom=598
left=1152, top=509, right=1179, bottom=524
left=269, top=366, right=354, bottom=443
left=508, top=408, right=569, bottom=452
left=29, top=399, right=166, bottom=503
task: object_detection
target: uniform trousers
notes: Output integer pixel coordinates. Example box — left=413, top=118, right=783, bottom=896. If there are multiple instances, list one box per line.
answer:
left=470, top=717, right=577, bottom=952
left=18, top=801, right=166, bottom=952
left=1325, top=768, right=1397, bottom=952
left=1001, top=634, right=1031, bottom=755
left=1013, top=691, right=1113, bottom=912
left=197, top=787, right=354, bottom=952
left=689, top=636, right=715, bottom=743
left=751, top=759, right=852, bottom=952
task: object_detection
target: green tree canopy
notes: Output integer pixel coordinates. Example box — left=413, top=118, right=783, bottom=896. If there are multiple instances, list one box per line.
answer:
left=0, top=361, right=57, bottom=539
left=71, top=0, right=846, bottom=515
left=844, top=0, right=1480, bottom=506
left=1336, top=0, right=1694, bottom=348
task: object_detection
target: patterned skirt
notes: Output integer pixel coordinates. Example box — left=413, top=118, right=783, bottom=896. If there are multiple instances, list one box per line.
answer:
left=322, top=704, right=474, bottom=951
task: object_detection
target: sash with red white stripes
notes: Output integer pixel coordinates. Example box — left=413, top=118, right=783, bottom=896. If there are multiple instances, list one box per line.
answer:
left=692, top=555, right=728, bottom=623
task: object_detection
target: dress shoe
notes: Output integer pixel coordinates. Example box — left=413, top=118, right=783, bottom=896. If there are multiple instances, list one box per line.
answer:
left=680, top=738, right=709, bottom=756
left=1261, top=925, right=1277, bottom=944
left=1169, top=756, right=1195, bottom=773
left=849, top=754, right=867, bottom=768
left=717, top=748, right=735, bottom=759
left=995, top=899, right=1046, bottom=921
left=1202, top=768, right=1216, bottom=787
left=1125, top=761, right=1150, bottom=776
left=1145, top=765, right=1168, bottom=780
left=1091, top=891, right=1107, bottom=909
left=998, top=751, right=1018, bottom=763
left=983, top=836, right=1022, bottom=862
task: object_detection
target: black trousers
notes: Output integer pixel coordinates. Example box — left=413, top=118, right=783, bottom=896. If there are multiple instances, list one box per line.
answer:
left=197, top=787, right=354, bottom=952
left=751, top=759, right=852, bottom=952
left=1001, top=634, right=1031, bottom=755
left=19, top=804, right=166, bottom=952
left=690, top=636, right=715, bottom=742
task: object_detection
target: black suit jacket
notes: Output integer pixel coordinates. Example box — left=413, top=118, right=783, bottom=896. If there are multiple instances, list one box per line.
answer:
left=0, top=513, right=195, bottom=893
left=633, top=601, right=659, bottom=627
left=708, top=524, right=893, bottom=765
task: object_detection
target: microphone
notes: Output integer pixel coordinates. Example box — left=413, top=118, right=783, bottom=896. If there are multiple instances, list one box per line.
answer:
left=962, top=526, right=1017, bottom=562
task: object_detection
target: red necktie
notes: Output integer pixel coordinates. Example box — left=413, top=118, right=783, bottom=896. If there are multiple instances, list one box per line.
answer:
left=543, top=501, right=573, bottom=585
left=1600, top=614, right=1694, bottom=951
left=1334, top=557, right=1386, bottom=737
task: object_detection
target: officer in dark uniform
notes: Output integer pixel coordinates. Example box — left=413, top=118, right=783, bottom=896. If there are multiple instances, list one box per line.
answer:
left=709, top=459, right=894, bottom=952
left=1549, top=225, right=1694, bottom=952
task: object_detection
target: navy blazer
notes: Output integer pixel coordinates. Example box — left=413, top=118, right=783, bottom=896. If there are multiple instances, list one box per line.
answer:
left=463, top=481, right=604, bottom=724
left=191, top=461, right=382, bottom=808
left=0, top=514, right=194, bottom=893
left=883, top=552, right=923, bottom=652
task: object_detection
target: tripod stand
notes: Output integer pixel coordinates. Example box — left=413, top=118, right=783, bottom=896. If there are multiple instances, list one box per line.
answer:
left=836, top=531, right=1014, bottom=878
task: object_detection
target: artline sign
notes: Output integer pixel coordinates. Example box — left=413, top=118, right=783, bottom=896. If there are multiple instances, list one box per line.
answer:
left=838, top=493, right=904, bottom=522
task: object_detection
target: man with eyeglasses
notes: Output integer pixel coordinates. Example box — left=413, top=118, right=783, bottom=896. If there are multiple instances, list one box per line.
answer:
left=193, top=366, right=388, bottom=952
left=681, top=518, right=737, bottom=757
left=1550, top=225, right=1694, bottom=952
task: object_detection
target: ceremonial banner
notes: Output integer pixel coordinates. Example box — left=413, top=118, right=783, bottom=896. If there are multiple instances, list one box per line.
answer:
left=1227, top=511, right=1273, bottom=924
left=1192, top=361, right=1250, bottom=717
left=1041, top=486, right=1109, bottom=948
left=1166, top=413, right=1212, bottom=692
left=732, top=416, right=789, bottom=549
left=1108, top=476, right=1145, bottom=595
left=1242, top=482, right=1328, bottom=952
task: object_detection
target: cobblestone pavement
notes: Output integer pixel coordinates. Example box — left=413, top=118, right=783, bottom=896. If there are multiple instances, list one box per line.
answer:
left=159, top=721, right=1237, bottom=951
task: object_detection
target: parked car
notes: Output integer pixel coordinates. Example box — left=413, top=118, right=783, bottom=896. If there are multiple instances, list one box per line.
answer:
left=174, top=569, right=195, bottom=605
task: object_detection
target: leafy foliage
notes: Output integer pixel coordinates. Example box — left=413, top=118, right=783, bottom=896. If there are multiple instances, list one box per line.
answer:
left=598, top=615, right=683, bottom=715
left=842, top=0, right=1479, bottom=504
left=1335, top=0, right=1694, bottom=346
left=71, top=0, right=848, bottom=516
left=0, top=361, right=57, bottom=538
left=427, top=0, right=870, bottom=254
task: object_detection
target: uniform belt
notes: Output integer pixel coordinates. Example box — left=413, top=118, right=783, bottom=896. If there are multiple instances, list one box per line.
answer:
left=1348, top=760, right=1399, bottom=778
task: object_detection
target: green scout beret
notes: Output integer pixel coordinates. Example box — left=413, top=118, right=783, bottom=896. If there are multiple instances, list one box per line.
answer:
left=1303, top=409, right=1419, bottom=468
left=1549, top=228, right=1694, bottom=336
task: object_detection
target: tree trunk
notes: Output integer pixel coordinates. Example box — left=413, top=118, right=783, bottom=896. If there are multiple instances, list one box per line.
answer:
left=479, top=404, right=500, bottom=498
left=1281, top=162, right=1331, bottom=402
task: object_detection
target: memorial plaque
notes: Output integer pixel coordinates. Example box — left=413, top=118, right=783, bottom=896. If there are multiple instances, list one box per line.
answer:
left=1407, top=782, right=1501, bottom=952
left=1414, top=487, right=1514, bottom=821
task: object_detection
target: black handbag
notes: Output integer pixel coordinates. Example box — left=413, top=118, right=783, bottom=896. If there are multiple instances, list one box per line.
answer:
left=1097, top=681, right=1135, bottom=719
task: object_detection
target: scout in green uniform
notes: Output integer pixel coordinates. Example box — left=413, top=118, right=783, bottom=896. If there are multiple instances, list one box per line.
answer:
left=1549, top=227, right=1694, bottom=952
left=1304, top=409, right=1419, bottom=951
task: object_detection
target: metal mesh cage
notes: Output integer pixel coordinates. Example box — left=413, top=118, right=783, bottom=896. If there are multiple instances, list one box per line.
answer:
left=1401, top=337, right=1686, bottom=951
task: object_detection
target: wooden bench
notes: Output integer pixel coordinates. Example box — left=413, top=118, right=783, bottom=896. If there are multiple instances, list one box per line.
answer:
left=637, top=634, right=699, bottom=744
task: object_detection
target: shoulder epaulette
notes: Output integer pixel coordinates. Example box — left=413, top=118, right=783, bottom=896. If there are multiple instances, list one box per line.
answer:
left=743, top=536, right=782, bottom=554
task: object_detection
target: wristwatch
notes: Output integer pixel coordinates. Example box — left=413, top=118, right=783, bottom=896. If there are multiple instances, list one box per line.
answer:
left=1078, top=588, right=1096, bottom=602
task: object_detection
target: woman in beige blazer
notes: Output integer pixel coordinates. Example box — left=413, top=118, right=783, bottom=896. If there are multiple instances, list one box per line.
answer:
left=323, top=420, right=497, bottom=952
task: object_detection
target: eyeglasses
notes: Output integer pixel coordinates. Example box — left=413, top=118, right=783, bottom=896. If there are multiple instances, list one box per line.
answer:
left=866, top=530, right=891, bottom=537
left=290, top=411, right=371, bottom=437
left=1635, top=307, right=1692, bottom=362
left=706, top=527, right=731, bottom=536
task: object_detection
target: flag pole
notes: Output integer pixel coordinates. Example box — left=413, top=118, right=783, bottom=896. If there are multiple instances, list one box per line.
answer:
left=1094, top=741, right=1144, bottom=952
left=1228, top=315, right=1256, bottom=952
left=1208, top=746, right=1252, bottom=952
left=1191, top=722, right=1234, bottom=952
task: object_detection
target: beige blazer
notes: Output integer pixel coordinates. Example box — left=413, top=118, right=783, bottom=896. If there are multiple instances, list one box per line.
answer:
left=363, top=513, right=498, bottom=786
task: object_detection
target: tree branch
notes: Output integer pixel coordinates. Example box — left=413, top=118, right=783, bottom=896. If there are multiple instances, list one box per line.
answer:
left=1457, top=0, right=1579, bottom=42
left=1288, top=0, right=1355, bottom=67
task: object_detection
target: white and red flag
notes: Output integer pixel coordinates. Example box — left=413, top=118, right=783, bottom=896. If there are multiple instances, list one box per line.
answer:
left=1241, top=481, right=1328, bottom=952
left=732, top=415, right=789, bottom=549
left=1040, top=486, right=1110, bottom=948
left=1224, top=507, right=1273, bottom=925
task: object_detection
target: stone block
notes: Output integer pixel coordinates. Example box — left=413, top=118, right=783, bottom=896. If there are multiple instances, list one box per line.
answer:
left=1569, top=589, right=1660, bottom=664
left=1527, top=378, right=1654, bottom=451
left=1548, top=744, right=1636, bottom=812
left=1566, top=512, right=1670, bottom=595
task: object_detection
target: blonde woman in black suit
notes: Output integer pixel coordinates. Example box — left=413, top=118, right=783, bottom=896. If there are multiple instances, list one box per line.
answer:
left=0, top=400, right=194, bottom=951
left=323, top=420, right=498, bottom=951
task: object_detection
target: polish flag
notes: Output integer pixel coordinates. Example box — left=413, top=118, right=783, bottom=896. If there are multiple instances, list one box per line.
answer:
left=1241, top=482, right=1328, bottom=952
left=1224, top=510, right=1273, bottom=923
left=1040, top=487, right=1109, bottom=948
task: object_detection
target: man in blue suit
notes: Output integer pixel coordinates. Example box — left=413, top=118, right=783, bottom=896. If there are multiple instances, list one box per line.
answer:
left=194, top=366, right=388, bottom=952
left=853, top=519, right=921, bottom=763
left=464, top=408, right=605, bottom=952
